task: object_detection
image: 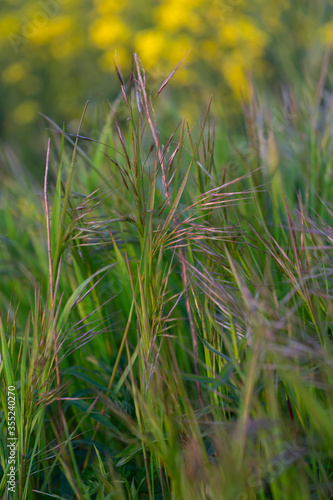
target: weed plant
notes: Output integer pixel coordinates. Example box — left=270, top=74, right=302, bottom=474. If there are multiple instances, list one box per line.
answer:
left=0, top=55, right=333, bottom=499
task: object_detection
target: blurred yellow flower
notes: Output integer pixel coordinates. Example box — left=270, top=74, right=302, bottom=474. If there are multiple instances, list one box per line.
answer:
left=2, top=62, right=28, bottom=85
left=90, top=17, right=129, bottom=49
left=31, top=17, right=72, bottom=45
left=155, top=0, right=203, bottom=33
left=135, top=29, right=168, bottom=67
left=169, top=36, right=192, bottom=65
left=220, top=18, right=267, bottom=56
left=94, top=0, right=126, bottom=15
left=221, top=58, right=249, bottom=99
left=0, top=16, right=20, bottom=39
left=320, top=21, right=333, bottom=45
left=12, top=100, right=38, bottom=125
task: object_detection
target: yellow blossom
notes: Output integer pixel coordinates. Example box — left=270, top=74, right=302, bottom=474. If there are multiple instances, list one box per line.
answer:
left=12, top=101, right=38, bottom=125
left=94, top=0, right=126, bottom=15
left=135, top=29, right=168, bottom=67
left=31, top=17, right=72, bottom=45
left=155, top=0, right=203, bottom=33
left=221, top=58, right=250, bottom=99
left=90, top=17, right=129, bottom=49
left=0, top=16, right=20, bottom=40
left=220, top=18, right=267, bottom=56
left=2, top=62, right=28, bottom=85
left=320, top=21, right=333, bottom=45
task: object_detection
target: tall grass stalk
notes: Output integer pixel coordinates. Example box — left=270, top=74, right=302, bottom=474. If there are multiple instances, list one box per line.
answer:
left=0, top=55, right=333, bottom=499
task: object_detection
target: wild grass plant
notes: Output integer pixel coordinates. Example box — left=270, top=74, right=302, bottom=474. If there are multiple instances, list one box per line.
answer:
left=0, top=55, right=333, bottom=499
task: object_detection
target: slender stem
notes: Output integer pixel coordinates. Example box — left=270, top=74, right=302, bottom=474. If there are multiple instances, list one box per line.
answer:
left=44, top=139, right=54, bottom=310
left=44, top=139, right=60, bottom=391
left=44, top=139, right=65, bottom=437
left=134, top=54, right=204, bottom=406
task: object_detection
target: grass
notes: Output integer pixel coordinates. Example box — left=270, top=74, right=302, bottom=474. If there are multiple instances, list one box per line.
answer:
left=0, top=54, right=333, bottom=499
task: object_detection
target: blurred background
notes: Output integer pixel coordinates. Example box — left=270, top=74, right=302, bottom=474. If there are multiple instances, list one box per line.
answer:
left=0, top=0, right=332, bottom=177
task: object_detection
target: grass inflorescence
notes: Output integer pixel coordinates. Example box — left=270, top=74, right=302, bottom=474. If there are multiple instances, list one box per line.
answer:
left=0, top=55, right=333, bottom=499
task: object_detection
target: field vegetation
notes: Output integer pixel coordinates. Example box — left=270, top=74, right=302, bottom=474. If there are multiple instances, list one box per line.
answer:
left=1, top=0, right=332, bottom=172
left=1, top=51, right=333, bottom=498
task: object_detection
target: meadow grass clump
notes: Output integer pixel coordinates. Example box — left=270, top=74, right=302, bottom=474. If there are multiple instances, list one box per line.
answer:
left=0, top=55, right=333, bottom=499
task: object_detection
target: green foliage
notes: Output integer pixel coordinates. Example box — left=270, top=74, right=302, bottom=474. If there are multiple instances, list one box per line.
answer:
left=1, top=57, right=333, bottom=499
